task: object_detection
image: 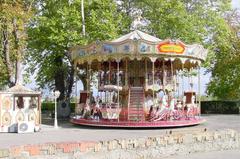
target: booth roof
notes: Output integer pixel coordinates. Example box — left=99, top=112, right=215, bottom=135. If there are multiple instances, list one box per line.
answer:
left=111, top=30, right=161, bottom=43
left=0, top=84, right=41, bottom=95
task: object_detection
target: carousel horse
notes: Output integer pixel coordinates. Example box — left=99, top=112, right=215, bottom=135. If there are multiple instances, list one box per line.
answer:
left=173, top=101, right=184, bottom=120
left=186, top=95, right=196, bottom=119
left=169, top=98, right=179, bottom=120
left=149, top=107, right=160, bottom=121
left=82, top=97, right=91, bottom=119
left=169, top=97, right=185, bottom=120
left=151, top=95, right=170, bottom=121
left=162, top=94, right=168, bottom=108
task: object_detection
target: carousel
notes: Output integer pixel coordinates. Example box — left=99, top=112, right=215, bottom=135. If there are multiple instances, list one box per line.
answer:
left=70, top=30, right=208, bottom=128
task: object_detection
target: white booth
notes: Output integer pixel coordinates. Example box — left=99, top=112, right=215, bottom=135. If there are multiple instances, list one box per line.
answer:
left=0, top=84, right=41, bottom=133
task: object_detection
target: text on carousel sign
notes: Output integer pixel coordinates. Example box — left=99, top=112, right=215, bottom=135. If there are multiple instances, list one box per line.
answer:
left=157, top=41, right=185, bottom=54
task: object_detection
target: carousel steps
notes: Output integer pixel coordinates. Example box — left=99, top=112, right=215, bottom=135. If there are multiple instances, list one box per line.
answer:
left=128, top=87, right=145, bottom=121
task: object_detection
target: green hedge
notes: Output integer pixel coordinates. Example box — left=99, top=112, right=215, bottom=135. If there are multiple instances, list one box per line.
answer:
left=41, top=102, right=75, bottom=112
left=42, top=101, right=240, bottom=114
left=201, top=101, right=240, bottom=114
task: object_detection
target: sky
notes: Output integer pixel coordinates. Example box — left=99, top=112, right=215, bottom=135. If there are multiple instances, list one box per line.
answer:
left=232, top=0, right=240, bottom=9
left=25, top=0, right=239, bottom=97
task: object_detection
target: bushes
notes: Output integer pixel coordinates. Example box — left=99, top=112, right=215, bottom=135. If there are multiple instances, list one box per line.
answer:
left=42, top=101, right=240, bottom=114
left=201, top=101, right=240, bottom=114
left=41, top=102, right=75, bottom=112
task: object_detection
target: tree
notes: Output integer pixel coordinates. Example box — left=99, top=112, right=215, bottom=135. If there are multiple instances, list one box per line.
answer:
left=131, top=0, right=237, bottom=99
left=0, top=0, right=33, bottom=88
left=207, top=10, right=240, bottom=100
left=27, top=0, right=128, bottom=101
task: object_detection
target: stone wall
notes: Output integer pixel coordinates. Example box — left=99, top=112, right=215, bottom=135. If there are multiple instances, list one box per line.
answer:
left=0, top=129, right=240, bottom=159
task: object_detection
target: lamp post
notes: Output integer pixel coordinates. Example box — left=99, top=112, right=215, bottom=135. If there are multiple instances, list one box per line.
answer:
left=54, top=90, right=60, bottom=129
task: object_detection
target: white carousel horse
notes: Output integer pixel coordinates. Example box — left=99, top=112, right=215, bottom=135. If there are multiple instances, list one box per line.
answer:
left=173, top=101, right=184, bottom=120
left=162, top=95, right=168, bottom=108
left=169, top=98, right=176, bottom=111
left=186, top=95, right=196, bottom=118
left=151, top=95, right=170, bottom=121
left=176, top=101, right=183, bottom=109
left=81, top=97, right=91, bottom=118
left=169, top=98, right=178, bottom=120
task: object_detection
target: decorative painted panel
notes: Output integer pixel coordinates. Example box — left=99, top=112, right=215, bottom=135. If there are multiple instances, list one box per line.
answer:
left=2, top=95, right=12, bottom=111
left=78, top=50, right=86, bottom=57
left=123, top=45, right=130, bottom=52
left=87, top=45, right=97, bottom=54
left=118, top=43, right=133, bottom=53
left=102, top=44, right=116, bottom=54
left=139, top=42, right=152, bottom=53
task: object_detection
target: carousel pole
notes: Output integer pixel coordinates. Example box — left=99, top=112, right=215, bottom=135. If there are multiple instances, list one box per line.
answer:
left=117, top=59, right=120, bottom=122
left=125, top=59, right=128, bottom=86
left=150, top=57, right=157, bottom=106
left=98, top=62, right=100, bottom=90
left=177, top=71, right=180, bottom=98
left=145, top=59, right=148, bottom=88
left=170, top=59, right=174, bottom=92
left=97, top=61, right=101, bottom=99
left=198, top=65, right=201, bottom=116
left=74, top=63, right=78, bottom=112
left=181, top=61, right=185, bottom=111
left=181, top=62, right=185, bottom=97
left=86, top=63, right=89, bottom=95
left=109, top=61, right=111, bottom=84
left=152, top=60, right=155, bottom=105
left=89, top=62, right=92, bottom=100
left=162, top=60, right=165, bottom=90
left=109, top=60, right=111, bottom=103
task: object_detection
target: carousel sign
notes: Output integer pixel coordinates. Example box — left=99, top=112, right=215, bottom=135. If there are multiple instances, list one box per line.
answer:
left=157, top=41, right=185, bottom=54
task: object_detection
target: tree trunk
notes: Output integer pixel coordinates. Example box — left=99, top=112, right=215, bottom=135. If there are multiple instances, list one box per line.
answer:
left=66, top=64, right=75, bottom=101
left=13, top=18, right=22, bottom=85
left=2, top=26, right=14, bottom=87
left=54, top=56, right=65, bottom=101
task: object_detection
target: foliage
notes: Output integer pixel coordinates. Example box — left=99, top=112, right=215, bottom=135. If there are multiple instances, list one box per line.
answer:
left=201, top=100, right=240, bottom=114
left=41, top=102, right=75, bottom=112
left=129, top=0, right=240, bottom=99
left=2, top=0, right=237, bottom=101
left=207, top=10, right=240, bottom=100
left=134, top=0, right=232, bottom=67
left=27, top=0, right=127, bottom=101
left=0, top=0, right=33, bottom=88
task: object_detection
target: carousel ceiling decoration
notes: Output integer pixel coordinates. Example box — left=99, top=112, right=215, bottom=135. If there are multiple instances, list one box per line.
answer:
left=70, top=30, right=208, bottom=65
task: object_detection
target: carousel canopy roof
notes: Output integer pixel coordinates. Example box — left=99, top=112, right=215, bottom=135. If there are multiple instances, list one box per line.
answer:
left=111, top=30, right=161, bottom=43
left=0, top=84, right=41, bottom=95
left=70, top=30, right=208, bottom=66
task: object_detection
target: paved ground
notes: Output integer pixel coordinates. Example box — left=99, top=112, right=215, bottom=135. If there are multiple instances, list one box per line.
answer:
left=0, top=114, right=240, bottom=149
left=163, top=150, right=240, bottom=159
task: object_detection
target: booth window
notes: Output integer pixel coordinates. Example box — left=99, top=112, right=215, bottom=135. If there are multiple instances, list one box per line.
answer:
left=29, top=97, right=38, bottom=108
left=16, top=97, right=24, bottom=109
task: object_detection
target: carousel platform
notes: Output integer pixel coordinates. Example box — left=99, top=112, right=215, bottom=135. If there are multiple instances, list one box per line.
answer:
left=70, top=117, right=206, bottom=128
